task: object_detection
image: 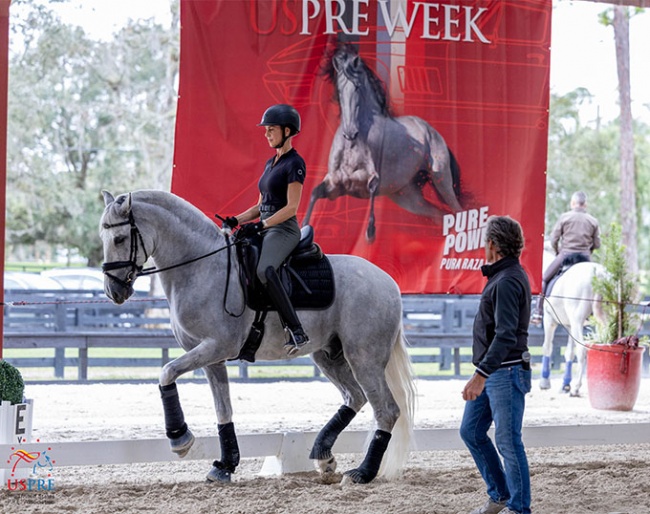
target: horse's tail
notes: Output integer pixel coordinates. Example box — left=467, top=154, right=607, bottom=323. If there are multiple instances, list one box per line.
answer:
left=378, top=324, right=416, bottom=479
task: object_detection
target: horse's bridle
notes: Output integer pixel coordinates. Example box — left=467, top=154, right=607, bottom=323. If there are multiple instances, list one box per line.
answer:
left=101, top=210, right=149, bottom=289
left=101, top=207, right=245, bottom=317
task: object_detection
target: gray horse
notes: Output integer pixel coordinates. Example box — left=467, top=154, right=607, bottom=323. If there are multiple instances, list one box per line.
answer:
left=100, top=189, right=415, bottom=484
left=303, top=45, right=463, bottom=242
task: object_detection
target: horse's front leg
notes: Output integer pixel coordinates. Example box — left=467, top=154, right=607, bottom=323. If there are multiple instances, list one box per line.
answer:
left=158, top=341, right=224, bottom=459
left=366, top=175, right=379, bottom=242
left=203, top=361, right=240, bottom=483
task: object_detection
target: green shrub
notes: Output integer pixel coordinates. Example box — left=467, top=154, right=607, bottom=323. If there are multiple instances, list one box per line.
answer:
left=590, top=223, right=640, bottom=343
left=0, top=360, right=25, bottom=404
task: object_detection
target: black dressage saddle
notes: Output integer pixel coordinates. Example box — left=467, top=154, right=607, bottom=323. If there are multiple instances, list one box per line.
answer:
left=231, top=225, right=335, bottom=363
left=547, top=252, right=591, bottom=296
left=236, top=225, right=335, bottom=312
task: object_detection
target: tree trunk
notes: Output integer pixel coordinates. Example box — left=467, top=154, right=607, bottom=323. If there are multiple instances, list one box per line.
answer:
left=613, top=7, right=637, bottom=275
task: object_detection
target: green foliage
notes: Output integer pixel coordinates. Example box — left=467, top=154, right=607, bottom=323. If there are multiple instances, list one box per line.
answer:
left=545, top=90, right=650, bottom=293
left=590, top=223, right=640, bottom=343
left=7, top=0, right=179, bottom=266
left=0, top=360, right=25, bottom=404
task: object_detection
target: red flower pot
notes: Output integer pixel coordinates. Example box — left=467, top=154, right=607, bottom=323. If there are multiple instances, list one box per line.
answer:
left=586, top=343, right=646, bottom=411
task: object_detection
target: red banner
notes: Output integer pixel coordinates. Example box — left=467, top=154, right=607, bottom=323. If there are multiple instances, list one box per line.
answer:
left=172, top=0, right=550, bottom=294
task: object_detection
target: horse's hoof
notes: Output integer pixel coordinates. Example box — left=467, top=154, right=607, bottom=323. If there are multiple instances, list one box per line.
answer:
left=343, top=468, right=374, bottom=484
left=539, top=378, right=551, bottom=390
left=317, top=456, right=337, bottom=474
left=206, top=466, right=232, bottom=483
left=561, top=384, right=571, bottom=394
left=170, top=428, right=195, bottom=458
left=569, top=391, right=581, bottom=398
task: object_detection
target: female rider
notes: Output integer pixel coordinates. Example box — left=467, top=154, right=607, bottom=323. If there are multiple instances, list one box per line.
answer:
left=225, top=104, right=309, bottom=356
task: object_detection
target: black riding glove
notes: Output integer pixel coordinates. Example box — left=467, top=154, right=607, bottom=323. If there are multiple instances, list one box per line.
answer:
left=238, top=221, right=265, bottom=238
left=224, top=216, right=239, bottom=229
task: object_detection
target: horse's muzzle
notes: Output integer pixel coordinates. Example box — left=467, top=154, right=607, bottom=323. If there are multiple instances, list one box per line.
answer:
left=104, top=278, right=134, bottom=305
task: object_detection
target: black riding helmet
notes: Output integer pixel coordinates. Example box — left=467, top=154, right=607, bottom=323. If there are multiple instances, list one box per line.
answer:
left=258, top=104, right=301, bottom=148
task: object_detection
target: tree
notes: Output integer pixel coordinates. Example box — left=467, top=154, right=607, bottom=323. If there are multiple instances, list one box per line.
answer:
left=7, top=0, right=179, bottom=265
left=545, top=87, right=650, bottom=291
left=612, top=6, right=638, bottom=275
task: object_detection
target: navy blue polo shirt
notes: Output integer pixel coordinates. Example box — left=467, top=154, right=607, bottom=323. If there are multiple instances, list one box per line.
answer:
left=258, top=148, right=306, bottom=210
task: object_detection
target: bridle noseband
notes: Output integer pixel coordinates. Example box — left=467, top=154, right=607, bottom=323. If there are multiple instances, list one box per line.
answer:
left=101, top=211, right=149, bottom=289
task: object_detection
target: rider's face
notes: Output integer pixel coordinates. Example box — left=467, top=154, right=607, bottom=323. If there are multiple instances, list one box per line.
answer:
left=264, top=125, right=286, bottom=147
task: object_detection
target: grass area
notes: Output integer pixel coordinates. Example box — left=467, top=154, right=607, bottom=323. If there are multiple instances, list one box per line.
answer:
left=3, top=345, right=567, bottom=382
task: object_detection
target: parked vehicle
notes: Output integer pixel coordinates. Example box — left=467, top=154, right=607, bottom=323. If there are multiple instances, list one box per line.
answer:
left=41, top=267, right=151, bottom=293
left=4, top=271, right=64, bottom=290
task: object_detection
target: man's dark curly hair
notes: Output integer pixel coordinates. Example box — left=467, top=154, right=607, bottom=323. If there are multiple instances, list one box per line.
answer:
left=485, top=215, right=525, bottom=259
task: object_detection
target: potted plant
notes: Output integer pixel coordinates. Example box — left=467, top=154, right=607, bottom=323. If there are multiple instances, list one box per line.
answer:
left=0, top=359, right=25, bottom=405
left=0, top=359, right=34, bottom=444
left=586, top=223, right=647, bottom=411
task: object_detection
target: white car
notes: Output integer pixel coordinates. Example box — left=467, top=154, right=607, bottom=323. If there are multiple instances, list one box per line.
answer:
left=41, top=267, right=152, bottom=294
left=5, top=271, right=64, bottom=290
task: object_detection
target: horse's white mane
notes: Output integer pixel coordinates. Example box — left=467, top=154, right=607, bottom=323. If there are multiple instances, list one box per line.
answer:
left=130, top=189, right=217, bottom=236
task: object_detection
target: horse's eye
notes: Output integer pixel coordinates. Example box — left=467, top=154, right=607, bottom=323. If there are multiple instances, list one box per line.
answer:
left=114, top=235, right=127, bottom=245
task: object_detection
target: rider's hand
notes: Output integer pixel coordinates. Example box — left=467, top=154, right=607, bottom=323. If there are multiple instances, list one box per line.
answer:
left=224, top=216, right=239, bottom=229
left=238, top=221, right=265, bottom=238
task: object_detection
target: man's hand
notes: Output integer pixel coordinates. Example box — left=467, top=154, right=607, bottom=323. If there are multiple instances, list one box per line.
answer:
left=462, top=373, right=487, bottom=401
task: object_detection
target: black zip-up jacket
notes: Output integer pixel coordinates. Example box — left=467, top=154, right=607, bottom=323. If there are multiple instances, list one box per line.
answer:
left=473, top=256, right=531, bottom=378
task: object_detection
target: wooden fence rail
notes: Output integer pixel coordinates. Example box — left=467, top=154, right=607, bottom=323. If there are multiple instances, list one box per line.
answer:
left=3, top=290, right=648, bottom=382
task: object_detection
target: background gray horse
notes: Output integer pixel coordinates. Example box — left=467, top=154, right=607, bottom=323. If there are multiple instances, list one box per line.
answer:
left=303, top=45, right=463, bottom=242
left=100, top=189, right=415, bottom=484
left=538, top=250, right=605, bottom=396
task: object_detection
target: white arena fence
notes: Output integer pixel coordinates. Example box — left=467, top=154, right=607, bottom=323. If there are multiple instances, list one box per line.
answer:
left=3, top=423, right=650, bottom=481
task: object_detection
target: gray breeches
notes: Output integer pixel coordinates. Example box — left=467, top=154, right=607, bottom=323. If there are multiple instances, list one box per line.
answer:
left=256, top=216, right=300, bottom=284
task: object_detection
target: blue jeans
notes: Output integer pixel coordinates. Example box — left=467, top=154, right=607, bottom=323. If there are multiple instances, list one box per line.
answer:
left=460, top=365, right=532, bottom=514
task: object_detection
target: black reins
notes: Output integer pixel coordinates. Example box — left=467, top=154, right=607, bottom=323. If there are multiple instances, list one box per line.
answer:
left=102, top=210, right=245, bottom=317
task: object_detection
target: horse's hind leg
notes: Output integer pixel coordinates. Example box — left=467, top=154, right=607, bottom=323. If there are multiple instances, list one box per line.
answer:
left=310, top=348, right=367, bottom=476
left=303, top=182, right=328, bottom=227
left=342, top=350, right=402, bottom=484
left=389, top=179, right=446, bottom=224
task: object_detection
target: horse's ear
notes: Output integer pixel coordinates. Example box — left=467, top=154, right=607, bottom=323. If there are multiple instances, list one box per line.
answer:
left=102, top=190, right=115, bottom=206
left=115, top=192, right=133, bottom=217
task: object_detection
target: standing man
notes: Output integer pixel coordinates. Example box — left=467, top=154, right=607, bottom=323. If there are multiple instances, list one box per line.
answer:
left=461, top=216, right=532, bottom=514
left=530, top=191, right=600, bottom=325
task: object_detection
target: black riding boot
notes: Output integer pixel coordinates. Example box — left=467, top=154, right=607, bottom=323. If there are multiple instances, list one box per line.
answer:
left=264, top=266, right=309, bottom=356
left=531, top=280, right=546, bottom=326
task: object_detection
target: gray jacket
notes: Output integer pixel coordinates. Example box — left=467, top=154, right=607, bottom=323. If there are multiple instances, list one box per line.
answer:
left=550, top=207, right=600, bottom=255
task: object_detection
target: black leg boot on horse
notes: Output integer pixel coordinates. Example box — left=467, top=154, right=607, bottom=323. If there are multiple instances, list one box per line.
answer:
left=264, top=266, right=309, bottom=356
left=160, top=383, right=195, bottom=457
